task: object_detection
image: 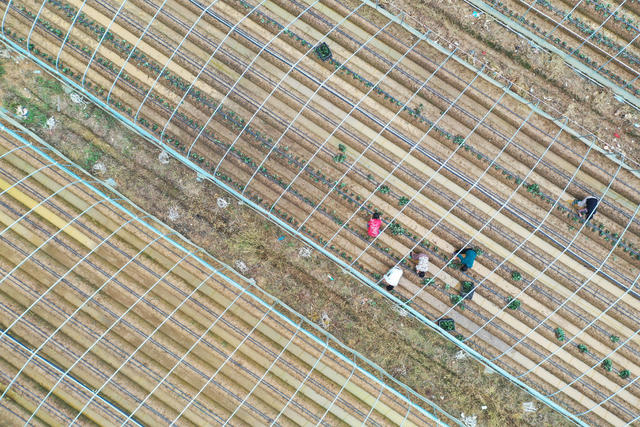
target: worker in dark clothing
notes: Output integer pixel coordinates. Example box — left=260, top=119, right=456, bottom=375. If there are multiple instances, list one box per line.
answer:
left=573, top=196, right=598, bottom=221
left=454, top=247, right=477, bottom=272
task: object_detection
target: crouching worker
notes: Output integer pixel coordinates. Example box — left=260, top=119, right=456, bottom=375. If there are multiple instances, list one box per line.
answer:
left=454, top=247, right=477, bottom=272
left=368, top=212, right=382, bottom=237
left=383, top=266, right=403, bottom=292
left=409, top=250, right=429, bottom=278
left=573, top=196, right=598, bottom=221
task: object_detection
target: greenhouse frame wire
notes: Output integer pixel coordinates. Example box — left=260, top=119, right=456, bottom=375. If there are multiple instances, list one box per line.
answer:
left=0, top=114, right=457, bottom=425
left=3, top=0, right=640, bottom=422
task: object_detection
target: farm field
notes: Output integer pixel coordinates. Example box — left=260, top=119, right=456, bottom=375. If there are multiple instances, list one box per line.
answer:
left=0, top=113, right=453, bottom=425
left=0, top=58, right=575, bottom=426
left=385, top=0, right=640, bottom=163
left=471, top=0, right=640, bottom=103
left=1, top=0, right=640, bottom=424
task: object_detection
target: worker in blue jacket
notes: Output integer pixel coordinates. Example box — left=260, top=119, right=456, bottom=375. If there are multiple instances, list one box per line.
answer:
left=454, top=247, right=477, bottom=272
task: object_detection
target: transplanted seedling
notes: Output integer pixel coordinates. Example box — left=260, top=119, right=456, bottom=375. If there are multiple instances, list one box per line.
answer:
left=333, top=153, right=346, bottom=163
left=507, top=297, right=521, bottom=310
left=450, top=294, right=466, bottom=310
left=389, top=222, right=405, bottom=235
left=438, top=318, right=455, bottom=331
left=398, top=196, right=410, bottom=206
left=421, top=277, right=435, bottom=286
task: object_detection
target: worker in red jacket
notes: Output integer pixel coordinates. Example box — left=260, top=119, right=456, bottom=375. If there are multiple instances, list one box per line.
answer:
left=367, top=212, right=382, bottom=237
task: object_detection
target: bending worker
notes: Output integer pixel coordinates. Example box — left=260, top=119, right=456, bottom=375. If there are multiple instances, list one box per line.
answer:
left=573, top=196, right=599, bottom=221
left=409, top=250, right=429, bottom=278
left=454, top=247, right=477, bottom=272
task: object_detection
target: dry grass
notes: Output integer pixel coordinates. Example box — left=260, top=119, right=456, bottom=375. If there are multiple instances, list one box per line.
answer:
left=0, top=55, right=575, bottom=426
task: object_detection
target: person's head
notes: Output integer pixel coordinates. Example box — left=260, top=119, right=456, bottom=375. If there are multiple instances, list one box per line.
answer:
left=372, top=212, right=380, bottom=219
left=461, top=265, right=468, bottom=272
left=418, top=271, right=425, bottom=278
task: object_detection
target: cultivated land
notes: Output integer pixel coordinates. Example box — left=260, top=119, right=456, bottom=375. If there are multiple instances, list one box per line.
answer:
left=1, top=0, right=639, bottom=424
left=388, top=0, right=640, bottom=162
left=475, top=0, right=640, bottom=100
left=0, top=55, right=573, bottom=426
left=0, top=114, right=449, bottom=426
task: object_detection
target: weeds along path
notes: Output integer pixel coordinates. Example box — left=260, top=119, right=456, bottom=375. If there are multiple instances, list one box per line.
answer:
left=0, top=116, right=451, bottom=425
left=2, top=0, right=640, bottom=423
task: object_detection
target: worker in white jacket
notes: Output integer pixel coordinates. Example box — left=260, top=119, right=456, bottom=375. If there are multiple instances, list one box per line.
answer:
left=383, top=266, right=403, bottom=292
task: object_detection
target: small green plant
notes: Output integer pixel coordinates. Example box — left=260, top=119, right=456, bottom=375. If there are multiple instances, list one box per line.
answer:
left=602, top=359, right=613, bottom=372
left=388, top=221, right=405, bottom=235
left=511, top=271, right=522, bottom=281
left=333, top=153, right=346, bottom=163
left=619, top=369, right=630, bottom=379
left=450, top=294, right=465, bottom=310
left=455, top=334, right=464, bottom=341
left=577, top=344, right=588, bottom=353
left=379, top=185, right=390, bottom=194
left=555, top=327, right=565, bottom=341
left=453, top=135, right=465, bottom=145
left=338, top=143, right=346, bottom=153
left=460, top=281, right=474, bottom=296
left=421, top=277, right=435, bottom=286
left=526, top=183, right=540, bottom=195
left=507, top=297, right=521, bottom=310
left=610, top=335, right=620, bottom=343
left=315, top=42, right=332, bottom=61
left=439, top=319, right=455, bottom=331
left=449, top=261, right=463, bottom=270
left=398, top=196, right=410, bottom=206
